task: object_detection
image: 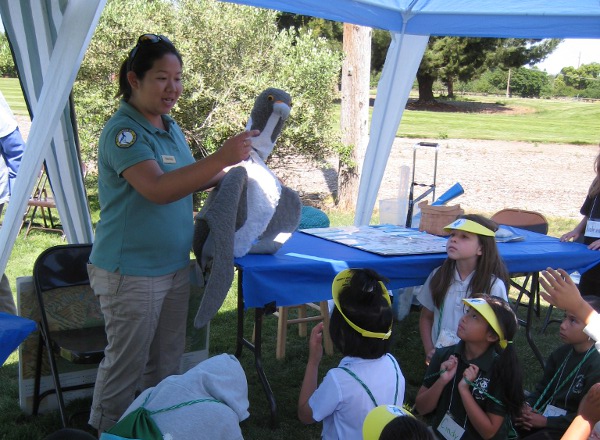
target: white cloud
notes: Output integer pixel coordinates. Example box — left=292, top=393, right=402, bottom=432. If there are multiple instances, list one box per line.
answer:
left=534, top=39, right=600, bottom=74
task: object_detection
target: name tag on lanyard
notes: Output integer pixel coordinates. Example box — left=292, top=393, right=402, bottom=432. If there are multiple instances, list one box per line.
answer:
left=438, top=412, right=465, bottom=440
left=586, top=218, right=600, bottom=238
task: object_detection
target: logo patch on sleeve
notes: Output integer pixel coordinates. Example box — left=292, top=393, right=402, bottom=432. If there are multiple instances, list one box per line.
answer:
left=115, top=129, right=137, bottom=148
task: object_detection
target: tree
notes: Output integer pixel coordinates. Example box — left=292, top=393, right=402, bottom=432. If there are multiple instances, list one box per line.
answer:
left=74, top=0, right=342, bottom=171
left=0, top=32, right=17, bottom=77
left=338, top=23, right=371, bottom=210
left=416, top=37, right=560, bottom=101
left=509, top=67, right=550, bottom=98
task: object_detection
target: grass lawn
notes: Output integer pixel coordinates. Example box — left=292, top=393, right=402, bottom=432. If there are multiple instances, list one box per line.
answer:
left=332, top=93, right=600, bottom=145
left=0, top=78, right=28, bottom=116
left=0, top=79, right=595, bottom=438
left=0, top=211, right=579, bottom=439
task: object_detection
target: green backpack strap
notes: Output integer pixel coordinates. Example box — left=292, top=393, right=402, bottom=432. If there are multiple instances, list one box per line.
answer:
left=149, top=398, right=223, bottom=415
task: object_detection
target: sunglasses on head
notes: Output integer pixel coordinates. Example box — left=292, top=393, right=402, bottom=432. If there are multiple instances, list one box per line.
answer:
left=127, top=34, right=172, bottom=71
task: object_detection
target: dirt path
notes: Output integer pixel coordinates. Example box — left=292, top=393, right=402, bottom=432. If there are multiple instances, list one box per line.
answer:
left=272, top=137, right=597, bottom=219
left=18, top=115, right=597, bottom=219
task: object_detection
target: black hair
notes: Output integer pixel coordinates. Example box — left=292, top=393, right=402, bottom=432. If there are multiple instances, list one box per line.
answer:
left=431, top=213, right=510, bottom=309
left=379, top=415, right=435, bottom=440
left=117, top=34, right=182, bottom=102
left=329, top=268, right=393, bottom=359
left=484, top=295, right=525, bottom=419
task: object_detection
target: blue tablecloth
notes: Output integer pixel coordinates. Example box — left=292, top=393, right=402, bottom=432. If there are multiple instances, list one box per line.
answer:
left=0, top=312, right=36, bottom=365
left=235, top=228, right=600, bottom=308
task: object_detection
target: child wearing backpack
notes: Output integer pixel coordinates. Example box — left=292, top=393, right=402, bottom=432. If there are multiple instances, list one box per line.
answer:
left=415, top=295, right=524, bottom=440
left=298, top=268, right=406, bottom=440
left=515, top=297, right=600, bottom=440
left=417, top=214, right=510, bottom=364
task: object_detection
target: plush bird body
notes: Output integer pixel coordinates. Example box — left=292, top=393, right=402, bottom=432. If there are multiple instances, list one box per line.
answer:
left=234, top=88, right=293, bottom=257
left=192, top=88, right=301, bottom=328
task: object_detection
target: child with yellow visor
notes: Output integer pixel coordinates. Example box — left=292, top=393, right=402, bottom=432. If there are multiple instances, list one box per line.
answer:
left=415, top=295, right=524, bottom=440
left=417, top=214, right=510, bottom=365
left=298, top=268, right=406, bottom=440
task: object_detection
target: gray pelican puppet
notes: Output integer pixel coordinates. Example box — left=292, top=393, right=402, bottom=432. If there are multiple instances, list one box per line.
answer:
left=192, top=88, right=301, bottom=328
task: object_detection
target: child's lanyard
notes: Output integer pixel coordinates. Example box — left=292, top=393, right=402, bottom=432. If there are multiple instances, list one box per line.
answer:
left=533, top=347, right=595, bottom=413
left=437, top=302, right=445, bottom=340
left=338, top=354, right=399, bottom=407
left=445, top=360, right=506, bottom=427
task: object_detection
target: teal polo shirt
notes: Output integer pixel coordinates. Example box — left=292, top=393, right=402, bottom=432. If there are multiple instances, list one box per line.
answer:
left=90, top=101, right=195, bottom=276
left=423, top=342, right=509, bottom=440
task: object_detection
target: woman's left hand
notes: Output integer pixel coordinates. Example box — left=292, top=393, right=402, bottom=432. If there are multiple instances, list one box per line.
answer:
left=589, top=239, right=600, bottom=251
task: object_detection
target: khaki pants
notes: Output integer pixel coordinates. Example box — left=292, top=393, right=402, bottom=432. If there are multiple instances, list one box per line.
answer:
left=87, top=264, right=190, bottom=432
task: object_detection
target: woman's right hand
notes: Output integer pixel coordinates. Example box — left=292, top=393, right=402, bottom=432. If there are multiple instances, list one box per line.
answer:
left=560, top=229, right=580, bottom=242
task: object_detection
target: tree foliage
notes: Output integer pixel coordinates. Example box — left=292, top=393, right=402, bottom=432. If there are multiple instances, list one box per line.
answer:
left=416, top=37, right=560, bottom=101
left=74, top=0, right=342, bottom=165
left=0, top=32, right=17, bottom=77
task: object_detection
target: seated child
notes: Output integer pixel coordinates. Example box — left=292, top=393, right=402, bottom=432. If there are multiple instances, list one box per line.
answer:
left=515, top=297, right=600, bottom=440
left=298, top=268, right=406, bottom=440
left=105, top=353, right=249, bottom=440
left=415, top=295, right=524, bottom=440
left=362, top=405, right=434, bottom=440
left=417, top=215, right=509, bottom=364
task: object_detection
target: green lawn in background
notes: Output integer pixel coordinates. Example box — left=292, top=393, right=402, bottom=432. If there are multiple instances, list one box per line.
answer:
left=0, top=77, right=28, bottom=115
left=332, top=93, right=600, bottom=145
left=400, top=96, right=599, bottom=145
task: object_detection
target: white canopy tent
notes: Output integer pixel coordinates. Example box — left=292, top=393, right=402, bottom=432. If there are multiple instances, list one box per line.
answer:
left=0, top=0, right=598, bottom=275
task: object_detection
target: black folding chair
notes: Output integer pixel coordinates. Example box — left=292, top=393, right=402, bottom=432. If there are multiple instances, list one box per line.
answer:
left=491, top=209, right=560, bottom=334
left=31, top=244, right=106, bottom=427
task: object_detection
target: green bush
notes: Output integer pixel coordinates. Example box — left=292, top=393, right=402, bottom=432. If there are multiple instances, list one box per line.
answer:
left=74, top=0, right=342, bottom=165
left=0, top=32, right=17, bottom=77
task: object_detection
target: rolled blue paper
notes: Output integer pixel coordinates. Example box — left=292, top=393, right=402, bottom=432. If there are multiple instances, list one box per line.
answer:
left=0, top=312, right=36, bottom=365
left=432, top=183, right=464, bottom=206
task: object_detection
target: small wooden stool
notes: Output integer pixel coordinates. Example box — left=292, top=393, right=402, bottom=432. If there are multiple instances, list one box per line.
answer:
left=274, top=301, right=334, bottom=360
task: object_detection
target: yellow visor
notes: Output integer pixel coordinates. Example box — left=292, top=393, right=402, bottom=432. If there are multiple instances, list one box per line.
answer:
left=363, top=405, right=414, bottom=440
left=332, top=269, right=392, bottom=340
left=444, top=218, right=495, bottom=237
left=462, top=297, right=508, bottom=349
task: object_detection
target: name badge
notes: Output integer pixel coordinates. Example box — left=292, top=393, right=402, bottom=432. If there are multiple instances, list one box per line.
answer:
left=543, top=404, right=567, bottom=418
left=585, top=218, right=600, bottom=238
left=438, top=412, right=465, bottom=440
left=162, top=155, right=176, bottom=164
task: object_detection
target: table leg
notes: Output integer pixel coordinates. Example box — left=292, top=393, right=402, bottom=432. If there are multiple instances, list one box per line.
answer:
left=235, top=269, right=278, bottom=427
left=524, top=273, right=545, bottom=369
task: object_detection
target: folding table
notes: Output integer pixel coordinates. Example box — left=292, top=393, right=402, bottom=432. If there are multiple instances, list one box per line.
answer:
left=234, top=228, right=600, bottom=426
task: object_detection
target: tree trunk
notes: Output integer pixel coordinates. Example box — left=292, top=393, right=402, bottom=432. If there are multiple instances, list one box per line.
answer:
left=338, top=23, right=371, bottom=211
left=417, top=73, right=435, bottom=102
left=446, top=77, right=454, bottom=98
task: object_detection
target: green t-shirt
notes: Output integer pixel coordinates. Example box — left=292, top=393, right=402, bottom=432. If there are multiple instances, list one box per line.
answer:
left=91, top=101, right=195, bottom=276
left=422, top=341, right=508, bottom=440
